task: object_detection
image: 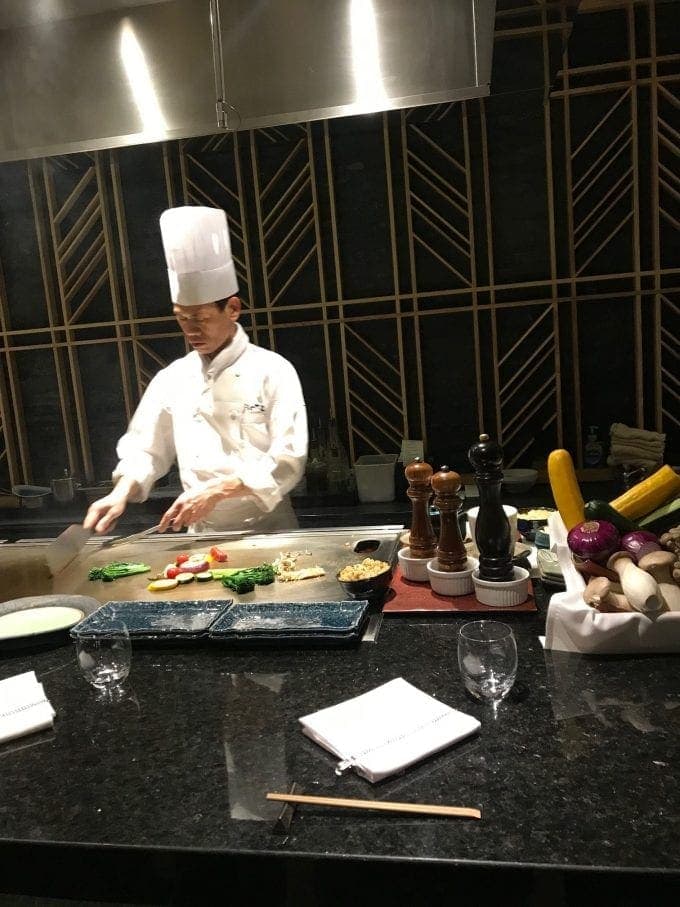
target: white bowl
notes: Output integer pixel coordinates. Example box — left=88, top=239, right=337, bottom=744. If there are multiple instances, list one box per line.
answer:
left=426, top=557, right=478, bottom=596
left=397, top=547, right=431, bottom=582
left=472, top=566, right=530, bottom=607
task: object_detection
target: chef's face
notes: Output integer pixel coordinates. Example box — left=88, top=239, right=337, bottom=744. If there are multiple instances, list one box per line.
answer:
left=174, top=296, right=241, bottom=358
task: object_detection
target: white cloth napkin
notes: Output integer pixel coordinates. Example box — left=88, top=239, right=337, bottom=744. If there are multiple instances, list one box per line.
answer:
left=545, top=584, right=680, bottom=654
left=300, top=678, right=481, bottom=783
left=0, top=671, right=56, bottom=745
left=545, top=512, right=680, bottom=654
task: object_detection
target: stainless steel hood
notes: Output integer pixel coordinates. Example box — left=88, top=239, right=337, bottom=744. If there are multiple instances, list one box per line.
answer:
left=214, top=0, right=497, bottom=131
left=0, top=0, right=218, bottom=162
left=0, top=0, right=496, bottom=163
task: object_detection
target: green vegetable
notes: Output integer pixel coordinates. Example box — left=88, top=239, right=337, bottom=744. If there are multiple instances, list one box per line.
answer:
left=215, top=563, right=275, bottom=595
left=639, top=496, right=680, bottom=534
left=88, top=562, right=151, bottom=582
left=583, top=500, right=639, bottom=534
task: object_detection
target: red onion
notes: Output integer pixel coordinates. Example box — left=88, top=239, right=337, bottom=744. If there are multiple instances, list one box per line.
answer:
left=620, top=530, right=660, bottom=563
left=567, top=520, right=620, bottom=565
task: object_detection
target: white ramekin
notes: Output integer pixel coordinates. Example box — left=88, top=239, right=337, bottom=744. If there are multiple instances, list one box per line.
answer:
left=426, top=557, right=478, bottom=596
left=397, top=546, right=431, bottom=582
left=472, top=566, right=530, bottom=607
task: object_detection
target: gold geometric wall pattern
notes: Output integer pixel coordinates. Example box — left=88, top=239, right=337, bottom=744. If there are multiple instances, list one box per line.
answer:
left=44, top=158, right=108, bottom=324
left=405, top=104, right=473, bottom=289
left=342, top=318, right=407, bottom=458
left=657, top=81, right=680, bottom=268
left=656, top=76, right=679, bottom=436
left=660, top=291, right=680, bottom=432
left=569, top=89, right=634, bottom=277
left=250, top=124, right=320, bottom=310
left=181, top=132, right=253, bottom=314
left=0, top=0, right=678, bottom=492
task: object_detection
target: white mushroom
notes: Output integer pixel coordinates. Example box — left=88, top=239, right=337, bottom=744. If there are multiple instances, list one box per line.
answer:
left=638, top=551, right=680, bottom=613
left=582, top=576, right=632, bottom=613
left=607, top=551, right=665, bottom=615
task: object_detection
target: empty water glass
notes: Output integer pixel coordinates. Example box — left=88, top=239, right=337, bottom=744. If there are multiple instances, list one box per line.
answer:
left=458, top=620, right=517, bottom=703
left=76, top=618, right=131, bottom=690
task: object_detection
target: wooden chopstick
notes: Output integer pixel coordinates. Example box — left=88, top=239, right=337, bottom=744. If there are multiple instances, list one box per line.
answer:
left=266, top=792, right=481, bottom=819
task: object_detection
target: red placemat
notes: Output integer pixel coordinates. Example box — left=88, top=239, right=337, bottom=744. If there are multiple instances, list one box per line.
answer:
left=382, top=566, right=537, bottom=614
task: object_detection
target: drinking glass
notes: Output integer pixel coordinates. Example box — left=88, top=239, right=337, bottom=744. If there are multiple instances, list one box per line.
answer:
left=458, top=621, right=517, bottom=702
left=76, top=619, right=131, bottom=690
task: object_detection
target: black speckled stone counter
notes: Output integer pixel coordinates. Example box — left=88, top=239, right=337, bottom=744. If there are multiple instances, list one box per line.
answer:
left=2, top=582, right=680, bottom=905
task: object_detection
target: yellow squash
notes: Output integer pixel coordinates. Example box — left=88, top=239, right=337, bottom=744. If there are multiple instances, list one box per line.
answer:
left=547, top=449, right=585, bottom=530
left=609, top=464, right=680, bottom=521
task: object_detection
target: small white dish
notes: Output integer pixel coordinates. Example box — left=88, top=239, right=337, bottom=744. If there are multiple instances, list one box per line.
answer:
left=0, top=606, right=84, bottom=640
left=426, top=557, right=478, bottom=596
left=472, top=566, right=530, bottom=607
left=398, top=547, right=431, bottom=582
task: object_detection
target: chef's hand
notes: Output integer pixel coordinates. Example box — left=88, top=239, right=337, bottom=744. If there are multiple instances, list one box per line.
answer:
left=83, top=477, right=138, bottom=534
left=159, top=477, right=245, bottom=532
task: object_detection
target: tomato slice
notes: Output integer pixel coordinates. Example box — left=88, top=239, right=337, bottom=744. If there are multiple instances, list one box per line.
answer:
left=175, top=553, right=189, bottom=566
left=210, top=545, right=228, bottom=563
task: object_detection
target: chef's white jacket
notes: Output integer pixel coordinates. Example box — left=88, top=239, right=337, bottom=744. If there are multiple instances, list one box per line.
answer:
left=113, top=324, right=307, bottom=531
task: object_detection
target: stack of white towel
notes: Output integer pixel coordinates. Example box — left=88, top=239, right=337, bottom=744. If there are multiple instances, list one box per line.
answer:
left=607, top=422, right=665, bottom=471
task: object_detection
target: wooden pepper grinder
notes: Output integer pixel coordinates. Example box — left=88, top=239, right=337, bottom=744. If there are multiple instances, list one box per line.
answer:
left=467, top=433, right=514, bottom=582
left=431, top=466, right=467, bottom=572
left=404, top=458, right=436, bottom=559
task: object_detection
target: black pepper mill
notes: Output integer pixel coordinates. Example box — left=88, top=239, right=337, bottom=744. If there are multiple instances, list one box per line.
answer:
left=431, top=466, right=468, bottom=572
left=404, top=458, right=436, bottom=559
left=468, top=434, right=514, bottom=582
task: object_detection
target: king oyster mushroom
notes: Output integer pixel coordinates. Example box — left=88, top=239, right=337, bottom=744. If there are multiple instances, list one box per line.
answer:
left=582, top=576, right=632, bottom=613
left=637, top=550, right=680, bottom=613
left=607, top=551, right=665, bottom=615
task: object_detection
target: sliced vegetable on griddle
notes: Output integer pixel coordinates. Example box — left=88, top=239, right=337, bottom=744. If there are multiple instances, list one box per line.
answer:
left=147, top=578, right=179, bottom=592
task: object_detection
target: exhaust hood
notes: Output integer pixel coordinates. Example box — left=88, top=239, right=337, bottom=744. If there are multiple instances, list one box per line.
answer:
left=0, top=0, right=496, bottom=163
left=0, top=1, right=218, bottom=162
left=213, top=0, right=497, bottom=130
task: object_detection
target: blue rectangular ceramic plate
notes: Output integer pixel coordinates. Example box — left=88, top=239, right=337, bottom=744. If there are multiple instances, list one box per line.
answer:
left=70, top=599, right=232, bottom=639
left=209, top=600, right=370, bottom=644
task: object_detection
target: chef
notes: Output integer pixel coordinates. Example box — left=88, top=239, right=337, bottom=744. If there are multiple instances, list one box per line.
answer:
left=84, top=205, right=308, bottom=535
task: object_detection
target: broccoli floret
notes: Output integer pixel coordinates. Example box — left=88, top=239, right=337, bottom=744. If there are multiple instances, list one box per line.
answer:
left=218, top=563, right=275, bottom=594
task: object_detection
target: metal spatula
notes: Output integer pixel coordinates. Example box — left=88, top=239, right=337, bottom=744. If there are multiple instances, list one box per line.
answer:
left=46, top=524, right=92, bottom=577
left=101, top=523, right=163, bottom=548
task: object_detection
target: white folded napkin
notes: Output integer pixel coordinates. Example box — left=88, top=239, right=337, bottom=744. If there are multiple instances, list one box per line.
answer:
left=0, top=671, right=56, bottom=745
left=300, top=677, right=481, bottom=783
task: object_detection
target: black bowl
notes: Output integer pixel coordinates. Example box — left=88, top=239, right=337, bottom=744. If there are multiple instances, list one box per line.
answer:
left=336, top=565, right=394, bottom=605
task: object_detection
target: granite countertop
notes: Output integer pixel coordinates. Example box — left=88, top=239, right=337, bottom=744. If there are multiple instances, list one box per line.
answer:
left=1, top=585, right=680, bottom=900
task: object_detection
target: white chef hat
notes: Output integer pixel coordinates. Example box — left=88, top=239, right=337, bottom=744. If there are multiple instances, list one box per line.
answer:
left=159, top=206, right=238, bottom=306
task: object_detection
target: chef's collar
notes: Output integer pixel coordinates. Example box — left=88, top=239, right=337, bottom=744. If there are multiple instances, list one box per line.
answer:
left=200, top=322, right=249, bottom=376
